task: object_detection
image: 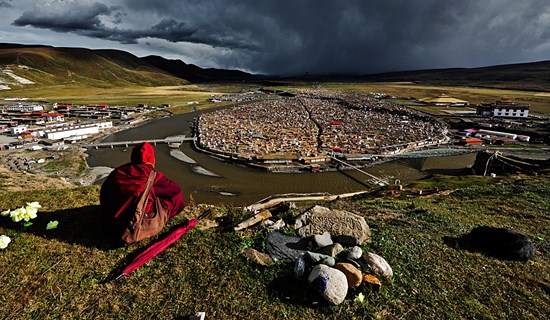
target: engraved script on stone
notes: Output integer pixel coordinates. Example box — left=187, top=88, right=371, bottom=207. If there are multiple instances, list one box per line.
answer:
left=295, top=205, right=370, bottom=245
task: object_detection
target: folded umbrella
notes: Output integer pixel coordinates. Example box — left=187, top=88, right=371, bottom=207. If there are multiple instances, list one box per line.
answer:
left=117, top=209, right=212, bottom=279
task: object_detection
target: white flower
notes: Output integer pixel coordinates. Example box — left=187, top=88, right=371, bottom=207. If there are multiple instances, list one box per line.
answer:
left=25, top=202, right=41, bottom=218
left=9, top=207, right=26, bottom=222
left=46, top=221, right=59, bottom=230
left=3, top=202, right=41, bottom=223
left=24, top=207, right=38, bottom=220
left=0, top=235, right=11, bottom=249
left=26, top=202, right=42, bottom=211
left=354, top=292, right=365, bottom=304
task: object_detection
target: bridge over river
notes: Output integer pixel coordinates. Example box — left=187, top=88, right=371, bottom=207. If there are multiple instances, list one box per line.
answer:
left=376, top=147, right=477, bottom=158
left=83, top=136, right=196, bottom=149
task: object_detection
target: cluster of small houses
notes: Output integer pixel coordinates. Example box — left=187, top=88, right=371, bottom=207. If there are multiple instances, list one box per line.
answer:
left=0, top=101, right=168, bottom=150
left=208, top=91, right=266, bottom=103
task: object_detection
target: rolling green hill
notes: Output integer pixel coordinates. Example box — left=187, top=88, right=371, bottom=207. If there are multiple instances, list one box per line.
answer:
left=0, top=44, right=188, bottom=88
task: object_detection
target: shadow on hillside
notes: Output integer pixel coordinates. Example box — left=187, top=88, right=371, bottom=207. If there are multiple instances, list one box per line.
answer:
left=2, top=205, right=118, bottom=250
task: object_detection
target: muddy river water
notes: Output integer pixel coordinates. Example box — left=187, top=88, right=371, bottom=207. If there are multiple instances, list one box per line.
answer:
left=86, top=110, right=477, bottom=205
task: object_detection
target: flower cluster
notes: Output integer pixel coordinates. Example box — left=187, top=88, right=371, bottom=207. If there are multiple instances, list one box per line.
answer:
left=0, top=202, right=54, bottom=250
left=0, top=235, right=10, bottom=249
left=1, top=202, right=42, bottom=223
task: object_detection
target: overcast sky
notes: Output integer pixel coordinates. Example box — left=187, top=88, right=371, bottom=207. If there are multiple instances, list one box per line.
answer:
left=1, top=0, right=550, bottom=75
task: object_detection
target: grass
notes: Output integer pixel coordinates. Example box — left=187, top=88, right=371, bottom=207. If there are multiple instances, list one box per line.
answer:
left=0, top=173, right=548, bottom=319
left=2, top=85, right=221, bottom=111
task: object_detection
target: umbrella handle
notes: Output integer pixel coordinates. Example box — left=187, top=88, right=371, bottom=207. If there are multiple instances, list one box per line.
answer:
left=197, top=209, right=213, bottom=221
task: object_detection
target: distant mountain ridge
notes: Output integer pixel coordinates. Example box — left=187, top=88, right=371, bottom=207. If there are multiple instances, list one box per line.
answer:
left=359, top=60, right=550, bottom=91
left=143, top=55, right=255, bottom=82
left=0, top=43, right=254, bottom=88
left=1, top=43, right=549, bottom=91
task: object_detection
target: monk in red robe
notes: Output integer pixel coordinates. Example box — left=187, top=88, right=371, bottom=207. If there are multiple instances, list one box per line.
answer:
left=100, top=142, right=185, bottom=239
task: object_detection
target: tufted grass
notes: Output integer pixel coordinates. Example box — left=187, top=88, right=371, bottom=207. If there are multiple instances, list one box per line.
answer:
left=0, top=173, right=548, bottom=319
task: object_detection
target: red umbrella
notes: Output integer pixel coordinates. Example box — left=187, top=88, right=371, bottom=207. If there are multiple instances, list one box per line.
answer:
left=116, top=209, right=212, bottom=279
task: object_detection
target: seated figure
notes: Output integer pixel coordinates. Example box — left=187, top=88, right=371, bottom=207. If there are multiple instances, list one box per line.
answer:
left=100, top=142, right=185, bottom=242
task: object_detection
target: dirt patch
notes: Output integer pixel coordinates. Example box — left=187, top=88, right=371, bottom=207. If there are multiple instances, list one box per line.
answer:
left=0, top=145, right=88, bottom=191
left=0, top=166, right=74, bottom=191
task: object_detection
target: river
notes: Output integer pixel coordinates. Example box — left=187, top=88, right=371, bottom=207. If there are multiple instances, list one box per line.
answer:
left=86, top=109, right=477, bottom=205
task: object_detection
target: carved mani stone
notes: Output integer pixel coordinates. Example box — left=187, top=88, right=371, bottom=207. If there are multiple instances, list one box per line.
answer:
left=295, top=205, right=370, bottom=245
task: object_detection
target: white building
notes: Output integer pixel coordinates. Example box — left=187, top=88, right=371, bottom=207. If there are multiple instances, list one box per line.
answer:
left=477, top=98, right=530, bottom=118
left=45, top=126, right=99, bottom=140
left=10, top=125, right=28, bottom=135
left=7, top=103, right=44, bottom=112
left=94, top=121, right=113, bottom=129
left=40, top=121, right=112, bottom=140
left=42, top=113, right=64, bottom=122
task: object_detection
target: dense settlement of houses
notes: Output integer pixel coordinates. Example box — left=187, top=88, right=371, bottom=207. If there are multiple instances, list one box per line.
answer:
left=0, top=101, right=165, bottom=149
left=1, top=91, right=537, bottom=157
left=197, top=90, right=449, bottom=165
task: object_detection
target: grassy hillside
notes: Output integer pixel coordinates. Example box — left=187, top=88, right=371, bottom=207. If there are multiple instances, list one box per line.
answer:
left=143, top=55, right=255, bottom=82
left=0, top=173, right=548, bottom=319
left=361, top=60, right=550, bottom=92
left=0, top=44, right=187, bottom=88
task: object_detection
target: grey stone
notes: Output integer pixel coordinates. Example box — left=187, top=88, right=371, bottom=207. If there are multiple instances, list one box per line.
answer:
left=360, top=252, right=393, bottom=279
left=265, top=232, right=311, bottom=261
left=294, top=254, right=307, bottom=280
left=305, top=251, right=335, bottom=267
left=295, top=205, right=370, bottom=245
left=348, top=246, right=363, bottom=260
left=261, top=219, right=285, bottom=230
left=313, top=231, right=333, bottom=248
left=270, top=219, right=286, bottom=230
left=308, top=264, right=349, bottom=305
left=318, top=243, right=344, bottom=257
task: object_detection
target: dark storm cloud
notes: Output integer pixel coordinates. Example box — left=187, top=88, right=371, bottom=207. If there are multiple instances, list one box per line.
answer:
left=11, top=1, right=258, bottom=48
left=9, top=0, right=550, bottom=74
left=13, top=2, right=113, bottom=32
left=0, top=1, right=13, bottom=8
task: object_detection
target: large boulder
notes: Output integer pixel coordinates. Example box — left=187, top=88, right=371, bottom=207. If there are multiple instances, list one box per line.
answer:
left=265, top=232, right=311, bottom=261
left=295, top=205, right=370, bottom=245
left=308, top=264, right=349, bottom=305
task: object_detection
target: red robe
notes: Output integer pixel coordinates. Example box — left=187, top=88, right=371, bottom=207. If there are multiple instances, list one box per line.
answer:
left=100, top=162, right=186, bottom=235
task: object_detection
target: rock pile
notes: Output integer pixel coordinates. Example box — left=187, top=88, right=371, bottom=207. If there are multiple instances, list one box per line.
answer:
left=285, top=232, right=393, bottom=305
left=248, top=205, right=394, bottom=305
